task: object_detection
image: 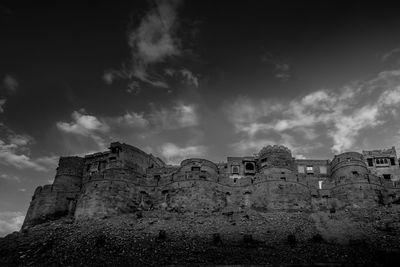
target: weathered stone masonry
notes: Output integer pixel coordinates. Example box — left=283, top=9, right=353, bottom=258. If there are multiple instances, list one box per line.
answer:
left=22, top=142, right=400, bottom=229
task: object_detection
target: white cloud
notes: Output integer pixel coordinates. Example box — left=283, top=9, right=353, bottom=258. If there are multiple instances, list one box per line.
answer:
left=56, top=110, right=109, bottom=149
left=0, top=140, right=46, bottom=171
left=227, top=68, right=400, bottom=154
left=57, top=110, right=109, bottom=135
left=0, top=124, right=56, bottom=171
left=160, top=142, right=206, bottom=164
left=0, top=211, right=24, bottom=237
left=128, top=0, right=182, bottom=64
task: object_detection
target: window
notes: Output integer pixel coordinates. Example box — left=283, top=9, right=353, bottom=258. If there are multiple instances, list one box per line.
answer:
left=384, top=158, right=388, bottom=164
left=298, top=166, right=305, bottom=173
left=367, top=158, right=373, bottom=167
left=352, top=171, right=359, bottom=176
left=318, top=181, right=323, bottom=189
left=280, top=177, right=286, bottom=181
left=390, top=158, right=396, bottom=165
left=231, top=165, right=240, bottom=174
left=154, top=174, right=161, bottom=181
left=306, top=166, right=313, bottom=174
left=245, top=162, right=254, bottom=171
left=383, top=174, right=391, bottom=180
left=191, top=166, right=200, bottom=172
left=319, top=166, right=327, bottom=174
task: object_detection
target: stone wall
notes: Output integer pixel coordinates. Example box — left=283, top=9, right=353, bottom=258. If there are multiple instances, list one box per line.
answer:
left=21, top=143, right=400, bottom=229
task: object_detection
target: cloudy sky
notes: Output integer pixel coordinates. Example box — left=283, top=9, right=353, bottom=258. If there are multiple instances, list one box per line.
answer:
left=2, top=1, right=400, bottom=236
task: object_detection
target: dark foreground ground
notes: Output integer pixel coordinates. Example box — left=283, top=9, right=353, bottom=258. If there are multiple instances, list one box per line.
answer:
left=1, top=206, right=400, bottom=266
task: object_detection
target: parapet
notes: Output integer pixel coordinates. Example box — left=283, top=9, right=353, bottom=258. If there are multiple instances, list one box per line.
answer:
left=56, top=156, right=85, bottom=177
left=257, top=145, right=295, bottom=171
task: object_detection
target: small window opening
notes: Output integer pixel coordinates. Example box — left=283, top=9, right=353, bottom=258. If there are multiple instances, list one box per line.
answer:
left=383, top=174, right=391, bottom=180
left=231, top=165, right=240, bottom=174
left=352, top=171, right=359, bottom=176
left=367, top=158, right=373, bottom=167
left=245, top=162, right=254, bottom=171
left=234, top=178, right=237, bottom=184
left=191, top=166, right=200, bottom=172
left=390, top=158, right=395, bottom=165
left=280, top=177, right=286, bottom=181
left=306, top=166, right=313, bottom=174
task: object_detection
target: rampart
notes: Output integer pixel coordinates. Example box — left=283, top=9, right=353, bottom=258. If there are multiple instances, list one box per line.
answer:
left=22, top=143, right=400, bottom=229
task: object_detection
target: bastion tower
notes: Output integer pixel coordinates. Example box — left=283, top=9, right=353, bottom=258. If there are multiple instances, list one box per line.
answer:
left=22, top=156, right=84, bottom=229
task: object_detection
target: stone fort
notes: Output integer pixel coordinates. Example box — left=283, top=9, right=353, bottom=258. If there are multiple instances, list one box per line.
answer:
left=22, top=142, right=400, bottom=229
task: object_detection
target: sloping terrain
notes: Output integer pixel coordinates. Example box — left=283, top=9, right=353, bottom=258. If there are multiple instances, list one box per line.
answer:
left=1, top=207, right=400, bottom=266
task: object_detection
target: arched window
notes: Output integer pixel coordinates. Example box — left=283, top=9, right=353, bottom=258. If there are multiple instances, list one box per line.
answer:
left=384, top=158, right=388, bottom=164
left=231, top=165, right=240, bottom=174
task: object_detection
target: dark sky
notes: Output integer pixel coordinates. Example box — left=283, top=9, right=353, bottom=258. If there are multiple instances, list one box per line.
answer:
left=2, top=1, right=400, bottom=235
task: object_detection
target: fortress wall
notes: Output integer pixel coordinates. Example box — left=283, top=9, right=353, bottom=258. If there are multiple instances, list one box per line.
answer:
left=22, top=157, right=84, bottom=229
left=53, top=156, right=84, bottom=191
left=74, top=179, right=141, bottom=219
left=22, top=185, right=79, bottom=229
left=330, top=182, right=385, bottom=208
left=250, top=181, right=311, bottom=211
left=75, top=168, right=142, bottom=219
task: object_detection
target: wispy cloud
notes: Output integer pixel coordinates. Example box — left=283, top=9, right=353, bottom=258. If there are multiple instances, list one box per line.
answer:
left=382, top=47, right=400, bottom=62
left=0, top=173, right=21, bottom=183
left=261, top=52, right=291, bottom=81
left=0, top=211, right=24, bottom=237
left=3, top=74, right=18, bottom=94
left=0, top=99, right=5, bottom=113
left=148, top=102, right=198, bottom=129
left=0, top=124, right=55, bottom=171
left=165, top=68, right=199, bottom=87
left=104, top=0, right=184, bottom=92
left=159, top=142, right=206, bottom=164
left=227, top=68, right=400, bottom=154
left=0, top=74, right=18, bottom=113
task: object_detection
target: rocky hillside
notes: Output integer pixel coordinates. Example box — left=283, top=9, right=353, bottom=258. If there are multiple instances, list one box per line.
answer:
left=1, top=206, right=400, bottom=266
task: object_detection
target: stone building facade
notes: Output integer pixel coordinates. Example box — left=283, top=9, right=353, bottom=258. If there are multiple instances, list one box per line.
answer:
left=22, top=142, right=400, bottom=229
